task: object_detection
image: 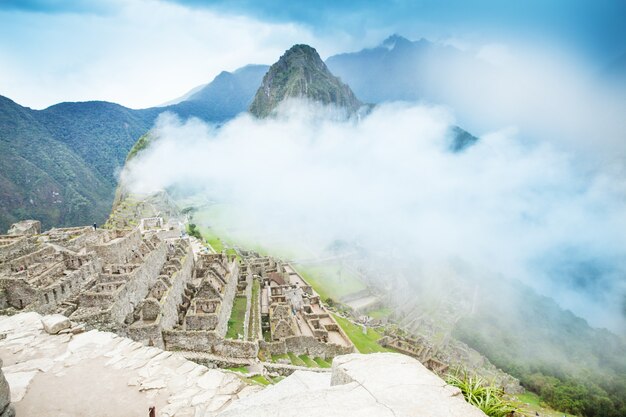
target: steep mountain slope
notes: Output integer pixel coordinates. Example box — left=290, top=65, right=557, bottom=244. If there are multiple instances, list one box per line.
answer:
left=163, top=64, right=268, bottom=121
left=326, top=34, right=480, bottom=105
left=0, top=64, right=268, bottom=231
left=249, top=44, right=362, bottom=118
left=453, top=277, right=626, bottom=417
left=0, top=96, right=113, bottom=230
left=33, top=101, right=154, bottom=185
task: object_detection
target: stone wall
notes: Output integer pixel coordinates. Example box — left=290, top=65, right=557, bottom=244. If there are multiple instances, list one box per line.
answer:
left=109, top=240, right=167, bottom=323
left=214, top=260, right=239, bottom=337
left=129, top=242, right=195, bottom=347
left=260, top=335, right=355, bottom=359
left=71, top=239, right=167, bottom=326
left=163, top=329, right=258, bottom=359
left=89, top=229, right=142, bottom=264
left=35, top=258, right=100, bottom=314
left=243, top=274, right=252, bottom=340
left=0, top=236, right=30, bottom=263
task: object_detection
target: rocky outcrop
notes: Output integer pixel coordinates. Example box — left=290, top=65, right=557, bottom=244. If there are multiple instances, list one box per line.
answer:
left=0, top=312, right=487, bottom=416
left=7, top=220, right=41, bottom=236
left=0, top=360, right=15, bottom=417
left=249, top=44, right=362, bottom=118
left=41, top=314, right=71, bottom=334
left=220, top=352, right=487, bottom=417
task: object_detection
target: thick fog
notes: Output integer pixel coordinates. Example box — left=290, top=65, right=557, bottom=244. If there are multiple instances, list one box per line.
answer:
left=122, top=99, right=626, bottom=333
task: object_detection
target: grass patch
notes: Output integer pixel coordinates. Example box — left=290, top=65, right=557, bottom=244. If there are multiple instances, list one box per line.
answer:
left=367, top=307, right=393, bottom=319
left=271, top=353, right=289, bottom=363
left=248, top=375, right=271, bottom=386
left=288, top=352, right=306, bottom=366
left=226, top=366, right=248, bottom=373
left=248, top=279, right=260, bottom=341
left=446, top=371, right=517, bottom=417
left=225, top=296, right=247, bottom=339
left=200, top=227, right=224, bottom=252
left=510, top=392, right=576, bottom=417
left=313, top=357, right=332, bottom=368
left=332, top=314, right=390, bottom=354
left=269, top=375, right=285, bottom=384
left=298, top=354, right=318, bottom=367
left=297, top=264, right=366, bottom=301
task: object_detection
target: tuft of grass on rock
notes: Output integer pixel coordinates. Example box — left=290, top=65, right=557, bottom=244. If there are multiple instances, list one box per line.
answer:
left=446, top=370, right=517, bottom=417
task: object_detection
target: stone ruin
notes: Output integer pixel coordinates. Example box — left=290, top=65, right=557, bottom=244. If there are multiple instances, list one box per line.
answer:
left=6, top=220, right=40, bottom=236
left=243, top=253, right=355, bottom=359
left=379, top=334, right=449, bottom=374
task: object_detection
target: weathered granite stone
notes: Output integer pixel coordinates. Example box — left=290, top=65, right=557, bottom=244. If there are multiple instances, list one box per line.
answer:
left=41, top=314, right=71, bottom=334
left=0, top=359, right=15, bottom=417
left=218, top=353, right=488, bottom=417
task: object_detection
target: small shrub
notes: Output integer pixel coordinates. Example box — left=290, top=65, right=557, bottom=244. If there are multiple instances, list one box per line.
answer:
left=446, top=370, right=517, bottom=417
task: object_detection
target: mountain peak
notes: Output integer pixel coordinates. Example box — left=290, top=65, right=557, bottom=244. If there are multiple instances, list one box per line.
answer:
left=249, top=44, right=362, bottom=118
left=381, top=34, right=411, bottom=49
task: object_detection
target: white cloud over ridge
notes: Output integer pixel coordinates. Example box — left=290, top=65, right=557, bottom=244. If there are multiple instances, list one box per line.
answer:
left=0, top=0, right=361, bottom=109
left=123, top=100, right=626, bottom=332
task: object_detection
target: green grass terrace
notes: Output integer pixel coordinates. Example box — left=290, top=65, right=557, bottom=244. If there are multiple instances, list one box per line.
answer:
left=225, top=296, right=247, bottom=339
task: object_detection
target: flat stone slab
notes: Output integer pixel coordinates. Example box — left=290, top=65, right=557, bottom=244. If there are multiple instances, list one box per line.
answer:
left=0, top=313, right=261, bottom=417
left=219, top=353, right=488, bottom=417
left=0, top=313, right=487, bottom=417
left=41, top=314, right=71, bottom=335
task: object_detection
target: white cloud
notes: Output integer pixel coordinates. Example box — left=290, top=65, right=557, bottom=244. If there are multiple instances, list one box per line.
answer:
left=122, top=101, right=626, bottom=332
left=0, top=0, right=360, bottom=108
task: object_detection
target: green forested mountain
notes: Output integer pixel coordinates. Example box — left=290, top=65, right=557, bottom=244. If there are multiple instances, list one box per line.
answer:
left=0, top=64, right=268, bottom=232
left=249, top=44, right=362, bottom=118
left=164, top=64, right=268, bottom=121
left=453, top=278, right=626, bottom=417
left=0, top=96, right=117, bottom=230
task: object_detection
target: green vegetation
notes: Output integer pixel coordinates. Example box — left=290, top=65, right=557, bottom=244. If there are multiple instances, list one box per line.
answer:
left=298, top=264, right=366, bottom=302
left=313, top=357, right=332, bottom=368
left=186, top=223, right=202, bottom=239
left=510, top=392, right=575, bottom=417
left=367, top=307, right=393, bottom=319
left=248, top=375, right=271, bottom=386
left=125, top=132, right=153, bottom=161
left=0, top=96, right=149, bottom=231
left=288, top=352, right=306, bottom=366
left=446, top=371, right=517, bottom=417
left=453, top=279, right=626, bottom=417
left=0, top=64, right=267, bottom=231
left=225, top=297, right=248, bottom=339
left=192, top=224, right=225, bottom=252
left=332, top=314, right=390, bottom=354
left=226, top=366, right=248, bottom=373
left=249, top=44, right=362, bottom=118
left=248, top=279, right=261, bottom=341
left=271, top=353, right=289, bottom=363
left=298, top=354, right=318, bottom=367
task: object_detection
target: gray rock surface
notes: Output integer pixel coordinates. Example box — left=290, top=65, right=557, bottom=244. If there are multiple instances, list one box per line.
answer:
left=41, top=314, right=71, bottom=334
left=0, top=359, right=15, bottom=417
left=219, top=353, right=487, bottom=417
left=1, top=312, right=487, bottom=417
left=0, top=312, right=261, bottom=417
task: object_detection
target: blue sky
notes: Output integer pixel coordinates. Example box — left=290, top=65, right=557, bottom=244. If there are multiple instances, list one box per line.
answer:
left=172, top=0, right=626, bottom=57
left=0, top=0, right=624, bottom=108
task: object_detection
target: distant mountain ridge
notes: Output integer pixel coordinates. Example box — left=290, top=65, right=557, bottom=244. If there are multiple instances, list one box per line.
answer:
left=0, top=37, right=481, bottom=231
left=0, top=64, right=268, bottom=231
left=249, top=44, right=362, bottom=118
left=326, top=34, right=479, bottom=105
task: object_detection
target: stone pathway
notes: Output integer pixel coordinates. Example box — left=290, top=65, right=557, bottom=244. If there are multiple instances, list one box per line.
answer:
left=0, top=312, right=489, bottom=417
left=0, top=313, right=261, bottom=417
